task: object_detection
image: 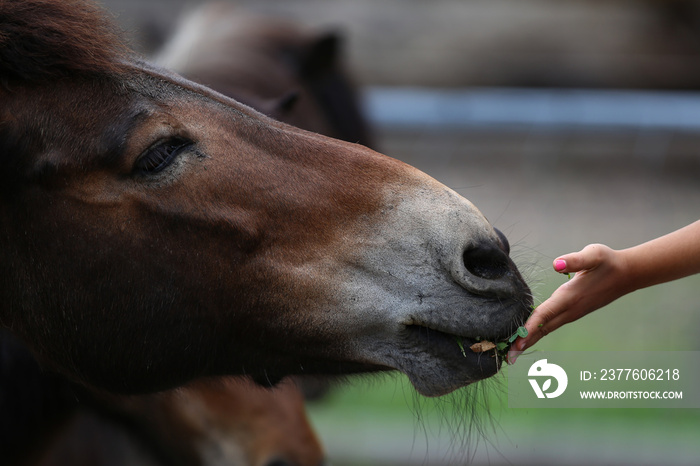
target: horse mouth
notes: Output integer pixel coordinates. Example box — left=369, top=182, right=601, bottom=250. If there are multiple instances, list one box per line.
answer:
left=404, top=324, right=502, bottom=375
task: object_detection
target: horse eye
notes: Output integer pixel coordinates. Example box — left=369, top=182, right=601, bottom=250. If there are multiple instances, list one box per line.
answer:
left=134, top=138, right=193, bottom=174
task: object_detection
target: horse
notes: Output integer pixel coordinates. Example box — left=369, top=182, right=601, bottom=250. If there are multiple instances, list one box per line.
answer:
left=0, top=0, right=531, bottom=405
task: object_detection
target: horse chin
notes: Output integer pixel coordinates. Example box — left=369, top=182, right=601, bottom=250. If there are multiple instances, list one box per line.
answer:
left=397, top=328, right=502, bottom=397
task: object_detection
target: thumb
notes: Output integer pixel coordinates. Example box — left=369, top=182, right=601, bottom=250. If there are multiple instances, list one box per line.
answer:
left=552, top=244, right=608, bottom=274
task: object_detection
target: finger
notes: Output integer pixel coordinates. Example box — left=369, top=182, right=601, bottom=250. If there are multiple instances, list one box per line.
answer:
left=554, top=244, right=608, bottom=274
left=512, top=318, right=548, bottom=353
left=525, top=309, right=583, bottom=350
left=508, top=309, right=570, bottom=364
left=508, top=299, right=559, bottom=356
left=512, top=284, right=577, bottom=351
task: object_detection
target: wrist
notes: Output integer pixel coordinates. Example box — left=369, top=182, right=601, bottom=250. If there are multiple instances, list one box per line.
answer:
left=614, top=247, right=644, bottom=295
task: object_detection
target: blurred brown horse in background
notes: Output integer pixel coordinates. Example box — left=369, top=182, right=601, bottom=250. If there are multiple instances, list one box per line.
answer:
left=155, top=2, right=373, bottom=149
left=2, top=329, right=323, bottom=466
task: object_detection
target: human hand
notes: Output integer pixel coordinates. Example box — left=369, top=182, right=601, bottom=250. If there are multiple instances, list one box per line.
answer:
left=508, top=244, right=633, bottom=363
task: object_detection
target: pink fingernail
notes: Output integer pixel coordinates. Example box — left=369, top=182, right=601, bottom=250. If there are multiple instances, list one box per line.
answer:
left=554, top=259, right=566, bottom=272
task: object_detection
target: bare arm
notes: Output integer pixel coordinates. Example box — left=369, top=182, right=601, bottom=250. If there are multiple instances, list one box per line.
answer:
left=509, top=220, right=700, bottom=361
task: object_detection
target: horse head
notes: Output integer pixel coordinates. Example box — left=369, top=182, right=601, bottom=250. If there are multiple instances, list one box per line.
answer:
left=0, top=0, right=531, bottom=397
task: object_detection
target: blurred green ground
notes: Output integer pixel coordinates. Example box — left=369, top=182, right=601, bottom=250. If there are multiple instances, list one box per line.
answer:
left=306, top=127, right=700, bottom=465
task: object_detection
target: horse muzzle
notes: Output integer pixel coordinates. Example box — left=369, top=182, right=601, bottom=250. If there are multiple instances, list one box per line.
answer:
left=328, top=175, right=532, bottom=396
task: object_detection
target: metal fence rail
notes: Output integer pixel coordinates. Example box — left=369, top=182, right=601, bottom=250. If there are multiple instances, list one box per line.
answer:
left=364, top=87, right=700, bottom=132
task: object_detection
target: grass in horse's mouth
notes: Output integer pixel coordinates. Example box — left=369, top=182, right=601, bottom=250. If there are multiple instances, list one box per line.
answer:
left=461, top=325, right=528, bottom=362
left=405, top=322, right=528, bottom=363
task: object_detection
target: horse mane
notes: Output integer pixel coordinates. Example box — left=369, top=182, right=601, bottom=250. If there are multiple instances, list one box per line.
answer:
left=0, top=0, right=129, bottom=86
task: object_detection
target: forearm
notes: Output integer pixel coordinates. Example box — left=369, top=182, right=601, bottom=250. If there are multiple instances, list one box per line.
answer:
left=620, top=220, right=700, bottom=292
left=509, top=220, right=700, bottom=361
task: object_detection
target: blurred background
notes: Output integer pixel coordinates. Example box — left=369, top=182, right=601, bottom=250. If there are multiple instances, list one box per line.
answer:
left=101, top=1, right=700, bottom=464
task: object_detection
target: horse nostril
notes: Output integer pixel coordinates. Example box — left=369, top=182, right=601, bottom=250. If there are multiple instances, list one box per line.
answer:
left=494, top=227, right=511, bottom=255
left=462, top=243, right=511, bottom=281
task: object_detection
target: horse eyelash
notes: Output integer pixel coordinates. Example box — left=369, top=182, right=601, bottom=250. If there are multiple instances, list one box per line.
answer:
left=134, top=137, right=193, bottom=175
